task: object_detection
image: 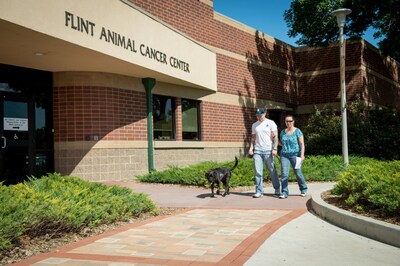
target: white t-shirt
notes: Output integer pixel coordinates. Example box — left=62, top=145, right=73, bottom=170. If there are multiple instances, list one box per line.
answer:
left=251, top=118, right=277, bottom=151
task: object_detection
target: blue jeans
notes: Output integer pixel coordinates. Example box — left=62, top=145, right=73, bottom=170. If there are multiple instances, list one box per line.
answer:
left=280, top=154, right=308, bottom=196
left=253, top=150, right=280, bottom=195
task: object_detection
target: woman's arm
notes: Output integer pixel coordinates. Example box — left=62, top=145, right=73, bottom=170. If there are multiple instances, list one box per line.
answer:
left=298, top=135, right=305, bottom=161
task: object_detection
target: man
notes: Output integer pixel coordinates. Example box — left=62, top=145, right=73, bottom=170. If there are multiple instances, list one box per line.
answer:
left=248, top=107, right=280, bottom=198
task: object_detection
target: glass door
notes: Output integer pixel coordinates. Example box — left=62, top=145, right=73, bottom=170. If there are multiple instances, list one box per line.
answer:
left=0, top=96, right=35, bottom=184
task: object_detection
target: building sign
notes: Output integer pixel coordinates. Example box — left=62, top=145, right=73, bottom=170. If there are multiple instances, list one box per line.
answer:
left=65, top=11, right=190, bottom=73
left=4, top=117, right=28, bottom=131
left=0, top=0, right=217, bottom=91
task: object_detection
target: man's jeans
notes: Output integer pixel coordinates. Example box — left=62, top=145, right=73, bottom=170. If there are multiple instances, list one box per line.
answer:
left=253, top=150, right=280, bottom=195
left=280, top=154, right=308, bottom=196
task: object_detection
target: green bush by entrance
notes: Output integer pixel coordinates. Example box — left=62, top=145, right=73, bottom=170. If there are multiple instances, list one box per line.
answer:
left=332, top=159, right=400, bottom=216
left=0, top=173, right=155, bottom=251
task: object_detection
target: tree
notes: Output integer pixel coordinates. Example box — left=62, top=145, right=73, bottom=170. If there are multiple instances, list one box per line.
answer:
left=302, top=105, right=341, bottom=156
left=284, top=0, right=400, bottom=62
left=302, top=101, right=400, bottom=160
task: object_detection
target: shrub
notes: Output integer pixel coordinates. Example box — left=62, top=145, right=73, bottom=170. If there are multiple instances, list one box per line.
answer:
left=302, top=105, right=341, bottom=156
left=367, top=108, right=400, bottom=160
left=0, top=173, right=156, bottom=251
left=137, top=155, right=348, bottom=186
left=138, top=161, right=219, bottom=186
left=332, top=160, right=400, bottom=216
left=0, top=185, right=27, bottom=250
left=137, top=159, right=239, bottom=186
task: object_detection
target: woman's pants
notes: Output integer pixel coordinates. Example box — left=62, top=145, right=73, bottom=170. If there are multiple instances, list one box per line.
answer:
left=280, top=154, right=308, bottom=196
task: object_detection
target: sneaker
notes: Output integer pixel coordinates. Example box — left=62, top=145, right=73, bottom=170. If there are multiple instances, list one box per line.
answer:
left=300, top=192, right=307, bottom=197
left=274, top=191, right=280, bottom=197
left=279, top=194, right=288, bottom=199
left=253, top=193, right=263, bottom=198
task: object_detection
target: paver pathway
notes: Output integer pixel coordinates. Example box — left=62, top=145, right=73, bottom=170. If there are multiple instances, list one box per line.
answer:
left=12, top=182, right=400, bottom=266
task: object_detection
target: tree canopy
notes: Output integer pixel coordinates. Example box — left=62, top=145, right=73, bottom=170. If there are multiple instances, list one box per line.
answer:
left=284, top=0, right=400, bottom=62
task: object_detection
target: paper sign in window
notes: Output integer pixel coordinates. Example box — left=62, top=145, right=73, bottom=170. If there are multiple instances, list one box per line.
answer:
left=4, top=117, right=28, bottom=131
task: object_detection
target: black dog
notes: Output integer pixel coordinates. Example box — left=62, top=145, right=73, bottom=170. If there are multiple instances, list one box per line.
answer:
left=205, top=157, right=238, bottom=197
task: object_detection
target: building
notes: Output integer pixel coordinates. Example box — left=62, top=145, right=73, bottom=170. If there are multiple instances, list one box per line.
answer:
left=1, top=0, right=399, bottom=184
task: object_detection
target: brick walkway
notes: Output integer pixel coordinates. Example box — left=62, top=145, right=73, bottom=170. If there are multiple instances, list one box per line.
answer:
left=11, top=182, right=400, bottom=265
left=12, top=182, right=336, bottom=266
left=14, top=207, right=305, bottom=266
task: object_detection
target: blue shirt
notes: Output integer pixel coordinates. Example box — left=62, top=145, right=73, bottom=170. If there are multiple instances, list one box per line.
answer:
left=280, top=128, right=303, bottom=156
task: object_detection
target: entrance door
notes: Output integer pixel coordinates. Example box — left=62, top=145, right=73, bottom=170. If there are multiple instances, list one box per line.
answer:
left=0, top=95, right=35, bottom=184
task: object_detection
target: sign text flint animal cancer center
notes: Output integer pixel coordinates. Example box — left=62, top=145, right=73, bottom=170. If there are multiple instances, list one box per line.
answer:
left=65, top=11, right=190, bottom=73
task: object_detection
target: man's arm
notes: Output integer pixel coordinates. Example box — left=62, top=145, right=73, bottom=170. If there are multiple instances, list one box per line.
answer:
left=249, top=134, right=256, bottom=156
left=271, top=130, right=278, bottom=155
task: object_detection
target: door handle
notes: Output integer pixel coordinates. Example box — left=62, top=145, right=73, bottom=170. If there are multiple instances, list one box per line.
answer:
left=1, top=136, right=5, bottom=148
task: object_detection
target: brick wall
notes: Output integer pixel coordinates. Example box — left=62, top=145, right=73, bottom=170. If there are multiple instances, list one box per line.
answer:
left=52, top=0, right=399, bottom=180
left=128, top=0, right=399, bottom=110
left=128, top=0, right=296, bottom=101
left=128, top=0, right=214, bottom=44
left=297, top=70, right=363, bottom=105
left=126, top=0, right=399, bottom=123
left=54, top=1, right=400, bottom=144
left=201, top=102, right=251, bottom=142
left=361, top=70, right=400, bottom=108
left=363, top=44, right=399, bottom=81
left=361, top=44, right=399, bottom=108
left=53, top=86, right=147, bottom=142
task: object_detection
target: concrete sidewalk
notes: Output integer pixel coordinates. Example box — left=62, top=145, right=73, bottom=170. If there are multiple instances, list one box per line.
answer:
left=12, top=182, right=400, bottom=266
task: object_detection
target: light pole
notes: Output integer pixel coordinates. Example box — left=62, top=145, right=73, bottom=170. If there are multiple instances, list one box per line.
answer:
left=331, top=8, right=351, bottom=166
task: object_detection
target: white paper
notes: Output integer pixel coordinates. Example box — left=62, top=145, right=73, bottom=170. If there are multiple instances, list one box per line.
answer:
left=295, top=157, right=302, bottom=169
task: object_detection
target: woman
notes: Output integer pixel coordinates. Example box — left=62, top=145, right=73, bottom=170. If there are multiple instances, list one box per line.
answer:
left=279, top=115, right=308, bottom=199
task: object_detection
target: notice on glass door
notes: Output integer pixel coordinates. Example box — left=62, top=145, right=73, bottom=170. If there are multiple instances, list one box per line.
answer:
left=4, top=117, right=28, bottom=131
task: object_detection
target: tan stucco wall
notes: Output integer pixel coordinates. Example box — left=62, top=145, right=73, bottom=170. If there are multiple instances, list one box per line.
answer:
left=0, top=0, right=217, bottom=90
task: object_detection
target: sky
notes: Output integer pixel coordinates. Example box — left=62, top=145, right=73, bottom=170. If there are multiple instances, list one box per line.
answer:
left=213, top=0, right=380, bottom=48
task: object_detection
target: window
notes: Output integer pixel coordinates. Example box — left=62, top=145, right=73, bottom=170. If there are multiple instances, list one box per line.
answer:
left=182, top=99, right=200, bottom=140
left=153, top=95, right=175, bottom=140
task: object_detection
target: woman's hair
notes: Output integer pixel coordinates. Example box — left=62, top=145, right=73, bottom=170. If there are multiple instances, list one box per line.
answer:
left=285, top=114, right=294, bottom=120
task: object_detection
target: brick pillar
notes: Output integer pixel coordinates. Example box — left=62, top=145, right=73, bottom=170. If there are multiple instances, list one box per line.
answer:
left=175, top=97, right=182, bottom=141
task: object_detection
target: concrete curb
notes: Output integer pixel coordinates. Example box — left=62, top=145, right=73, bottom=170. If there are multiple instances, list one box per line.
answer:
left=311, top=187, right=400, bottom=248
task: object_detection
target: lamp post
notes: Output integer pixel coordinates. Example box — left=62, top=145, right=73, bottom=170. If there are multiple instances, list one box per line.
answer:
left=331, top=8, right=351, bottom=166
left=142, top=77, right=156, bottom=172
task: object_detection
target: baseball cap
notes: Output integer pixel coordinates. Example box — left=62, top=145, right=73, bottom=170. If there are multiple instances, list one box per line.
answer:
left=255, top=108, right=265, bottom=115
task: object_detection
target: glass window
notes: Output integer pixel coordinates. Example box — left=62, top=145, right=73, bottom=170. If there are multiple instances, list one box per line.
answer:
left=182, top=99, right=200, bottom=140
left=35, top=96, right=52, bottom=177
left=153, top=95, right=175, bottom=140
